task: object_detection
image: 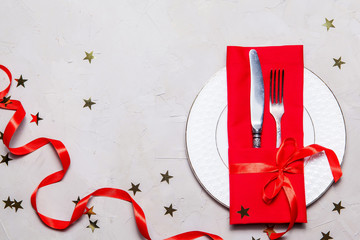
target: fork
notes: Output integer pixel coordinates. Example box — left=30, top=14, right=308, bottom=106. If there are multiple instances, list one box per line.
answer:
left=269, top=69, right=284, bottom=148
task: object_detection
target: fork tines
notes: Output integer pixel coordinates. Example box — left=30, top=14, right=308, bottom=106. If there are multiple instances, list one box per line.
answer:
left=269, top=69, right=285, bottom=148
left=270, top=69, right=284, bottom=104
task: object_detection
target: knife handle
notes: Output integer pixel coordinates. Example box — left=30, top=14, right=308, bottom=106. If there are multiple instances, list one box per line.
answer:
left=252, top=129, right=261, bottom=148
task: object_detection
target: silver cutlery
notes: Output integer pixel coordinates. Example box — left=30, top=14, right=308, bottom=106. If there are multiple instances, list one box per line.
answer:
left=249, top=49, right=265, bottom=148
left=269, top=69, right=285, bottom=148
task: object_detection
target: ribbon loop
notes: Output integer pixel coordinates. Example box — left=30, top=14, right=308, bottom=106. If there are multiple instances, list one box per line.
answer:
left=263, top=174, right=284, bottom=204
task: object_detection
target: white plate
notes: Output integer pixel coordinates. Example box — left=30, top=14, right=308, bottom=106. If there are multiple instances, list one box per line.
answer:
left=186, top=67, right=346, bottom=208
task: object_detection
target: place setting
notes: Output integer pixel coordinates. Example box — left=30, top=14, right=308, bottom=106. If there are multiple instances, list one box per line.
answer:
left=186, top=46, right=345, bottom=238
left=0, top=2, right=354, bottom=238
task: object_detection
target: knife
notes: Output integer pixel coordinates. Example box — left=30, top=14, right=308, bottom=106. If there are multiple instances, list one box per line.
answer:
left=249, top=49, right=265, bottom=148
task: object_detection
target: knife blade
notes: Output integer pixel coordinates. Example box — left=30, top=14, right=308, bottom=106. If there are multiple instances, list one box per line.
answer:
left=249, top=49, right=265, bottom=148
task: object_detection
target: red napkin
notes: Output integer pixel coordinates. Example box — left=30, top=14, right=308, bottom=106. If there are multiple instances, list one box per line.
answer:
left=226, top=46, right=306, bottom=224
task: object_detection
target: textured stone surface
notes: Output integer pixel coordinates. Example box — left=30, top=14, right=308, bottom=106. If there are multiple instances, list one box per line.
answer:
left=0, top=0, right=358, bottom=239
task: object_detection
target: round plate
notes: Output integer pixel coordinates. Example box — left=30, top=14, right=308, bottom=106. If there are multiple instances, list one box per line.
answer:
left=186, top=67, right=346, bottom=208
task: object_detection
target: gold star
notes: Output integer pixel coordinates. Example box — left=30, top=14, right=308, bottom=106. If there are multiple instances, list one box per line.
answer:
left=0, top=96, right=12, bottom=107
left=263, top=225, right=276, bottom=237
left=84, top=51, right=94, bottom=63
left=333, top=57, right=345, bottom=69
left=87, top=219, right=100, bottom=233
left=15, top=75, right=28, bottom=88
left=237, top=205, right=249, bottom=219
left=128, top=183, right=141, bottom=195
left=30, top=112, right=43, bottom=125
left=332, top=201, right=345, bottom=214
left=164, top=204, right=177, bottom=217
left=73, top=196, right=81, bottom=205
left=160, top=170, right=173, bottom=184
left=83, top=98, right=96, bottom=110
left=3, top=197, right=13, bottom=209
left=1, top=153, right=13, bottom=166
left=321, top=231, right=333, bottom=240
left=85, top=206, right=96, bottom=218
left=12, top=199, right=23, bottom=212
left=0, top=131, right=3, bottom=140
left=323, top=18, right=335, bottom=31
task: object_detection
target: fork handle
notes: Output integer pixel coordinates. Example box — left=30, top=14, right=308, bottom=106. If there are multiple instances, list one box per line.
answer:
left=275, top=120, right=282, bottom=148
left=252, top=129, right=262, bottom=148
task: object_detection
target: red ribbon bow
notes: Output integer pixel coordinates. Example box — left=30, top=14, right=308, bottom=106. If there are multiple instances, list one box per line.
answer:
left=0, top=65, right=223, bottom=240
left=230, top=138, right=342, bottom=239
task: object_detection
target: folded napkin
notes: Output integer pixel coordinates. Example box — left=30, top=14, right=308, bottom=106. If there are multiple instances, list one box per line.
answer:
left=226, top=45, right=306, bottom=224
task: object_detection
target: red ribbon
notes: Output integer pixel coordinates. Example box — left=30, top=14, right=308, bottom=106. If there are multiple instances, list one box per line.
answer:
left=0, top=65, right=223, bottom=240
left=230, top=138, right=342, bottom=239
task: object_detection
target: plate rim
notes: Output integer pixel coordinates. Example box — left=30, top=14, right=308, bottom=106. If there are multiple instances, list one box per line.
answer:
left=302, top=67, right=347, bottom=206
left=185, top=67, right=347, bottom=208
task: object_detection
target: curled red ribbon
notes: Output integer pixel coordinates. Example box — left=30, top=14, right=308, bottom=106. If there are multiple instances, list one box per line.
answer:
left=0, top=65, right=223, bottom=240
left=230, top=138, right=342, bottom=239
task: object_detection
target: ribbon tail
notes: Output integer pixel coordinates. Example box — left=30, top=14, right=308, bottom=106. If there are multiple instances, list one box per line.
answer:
left=268, top=177, right=298, bottom=240
left=322, top=147, right=342, bottom=182
left=0, top=65, right=223, bottom=240
left=291, top=144, right=343, bottom=182
left=0, top=65, right=12, bottom=99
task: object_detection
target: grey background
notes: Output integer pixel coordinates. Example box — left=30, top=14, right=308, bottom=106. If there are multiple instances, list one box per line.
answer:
left=0, top=0, right=359, bottom=239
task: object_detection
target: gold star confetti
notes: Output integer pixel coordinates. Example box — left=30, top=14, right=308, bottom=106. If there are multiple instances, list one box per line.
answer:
left=164, top=204, right=177, bottom=217
left=73, top=196, right=81, bottom=205
left=252, top=237, right=260, bottom=240
left=1, top=153, right=13, bottom=166
left=0, top=131, right=3, bottom=140
left=85, top=206, right=96, bottom=218
left=263, top=225, right=276, bottom=237
left=15, top=75, right=28, bottom=88
left=3, top=197, right=13, bottom=209
left=87, top=219, right=99, bottom=233
left=83, top=98, right=96, bottom=110
left=320, top=231, right=333, bottom=240
left=128, top=183, right=141, bottom=195
left=237, top=205, right=249, bottom=219
left=30, top=112, right=43, bottom=125
left=84, top=51, right=94, bottom=63
left=0, top=96, right=12, bottom=107
left=333, top=57, right=345, bottom=69
left=12, top=199, right=23, bottom=212
left=160, top=170, right=173, bottom=184
left=332, top=201, right=345, bottom=214
left=323, top=18, right=335, bottom=31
